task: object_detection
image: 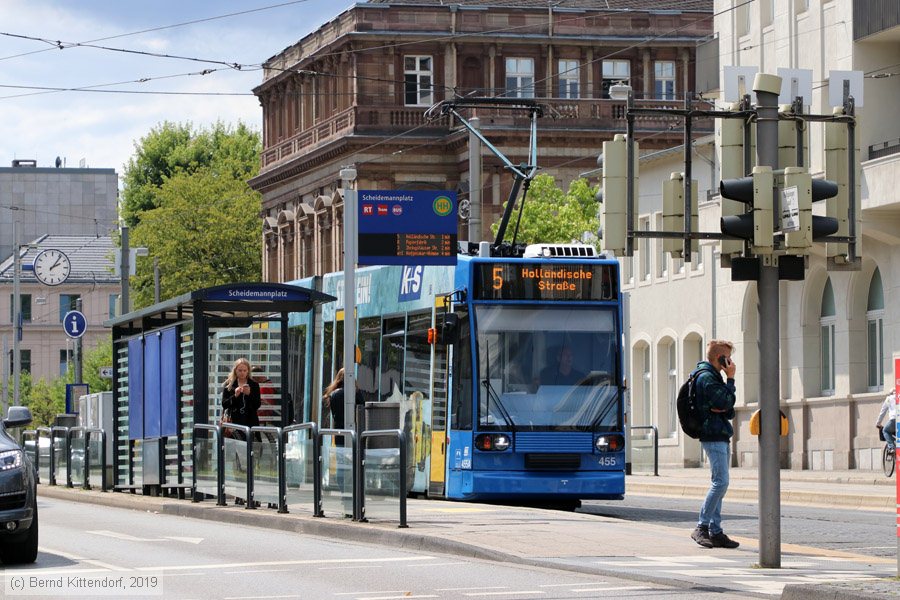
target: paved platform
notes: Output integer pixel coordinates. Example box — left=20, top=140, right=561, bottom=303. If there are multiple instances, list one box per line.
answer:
left=36, top=467, right=899, bottom=599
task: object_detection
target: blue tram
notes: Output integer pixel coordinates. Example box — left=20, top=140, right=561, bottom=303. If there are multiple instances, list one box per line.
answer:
left=290, top=243, right=625, bottom=503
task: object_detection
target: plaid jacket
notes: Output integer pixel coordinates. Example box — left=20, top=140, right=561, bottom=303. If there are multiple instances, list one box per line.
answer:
left=693, top=361, right=736, bottom=442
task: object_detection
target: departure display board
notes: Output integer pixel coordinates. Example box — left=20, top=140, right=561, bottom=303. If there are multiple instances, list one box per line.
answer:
left=358, top=190, right=457, bottom=266
left=474, top=263, right=617, bottom=301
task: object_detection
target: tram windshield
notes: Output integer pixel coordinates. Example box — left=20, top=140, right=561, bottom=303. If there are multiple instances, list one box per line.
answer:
left=476, top=304, right=620, bottom=432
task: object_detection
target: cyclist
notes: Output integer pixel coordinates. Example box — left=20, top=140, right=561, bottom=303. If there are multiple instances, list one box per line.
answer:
left=876, top=390, right=897, bottom=450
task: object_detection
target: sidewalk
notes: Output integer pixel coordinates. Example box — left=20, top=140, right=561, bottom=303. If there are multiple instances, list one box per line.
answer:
left=36, top=467, right=898, bottom=600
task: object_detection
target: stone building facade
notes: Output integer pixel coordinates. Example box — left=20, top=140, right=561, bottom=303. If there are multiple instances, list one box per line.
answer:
left=249, top=0, right=715, bottom=282
left=622, top=0, right=900, bottom=471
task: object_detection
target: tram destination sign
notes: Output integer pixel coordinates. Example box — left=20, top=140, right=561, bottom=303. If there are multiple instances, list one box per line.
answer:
left=474, top=263, right=617, bottom=301
left=358, top=190, right=457, bottom=266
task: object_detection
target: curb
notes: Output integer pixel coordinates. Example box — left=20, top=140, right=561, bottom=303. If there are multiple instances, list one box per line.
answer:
left=626, top=482, right=894, bottom=511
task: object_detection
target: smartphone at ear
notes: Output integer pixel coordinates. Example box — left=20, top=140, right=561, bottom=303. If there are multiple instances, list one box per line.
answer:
left=718, top=356, right=728, bottom=368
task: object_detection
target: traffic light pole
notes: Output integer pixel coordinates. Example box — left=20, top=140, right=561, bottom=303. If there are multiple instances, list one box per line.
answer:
left=753, top=74, right=782, bottom=568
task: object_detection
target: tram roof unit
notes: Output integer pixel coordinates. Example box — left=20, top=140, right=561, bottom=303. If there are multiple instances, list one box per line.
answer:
left=105, top=282, right=336, bottom=337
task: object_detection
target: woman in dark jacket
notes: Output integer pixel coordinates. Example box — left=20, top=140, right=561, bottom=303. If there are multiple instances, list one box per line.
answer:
left=222, top=357, right=262, bottom=431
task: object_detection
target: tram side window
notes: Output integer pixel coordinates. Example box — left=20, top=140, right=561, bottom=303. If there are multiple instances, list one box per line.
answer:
left=452, top=315, right=473, bottom=430
left=381, top=316, right=405, bottom=401
left=322, top=321, right=334, bottom=399
left=357, top=317, right=380, bottom=402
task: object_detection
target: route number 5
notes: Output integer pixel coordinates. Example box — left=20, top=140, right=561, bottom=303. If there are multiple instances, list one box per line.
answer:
left=492, top=266, right=503, bottom=290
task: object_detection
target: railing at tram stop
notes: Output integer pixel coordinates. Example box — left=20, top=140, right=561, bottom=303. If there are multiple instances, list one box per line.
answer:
left=21, top=419, right=408, bottom=527
left=21, top=426, right=109, bottom=491
left=192, top=421, right=409, bottom=528
left=629, top=425, right=659, bottom=477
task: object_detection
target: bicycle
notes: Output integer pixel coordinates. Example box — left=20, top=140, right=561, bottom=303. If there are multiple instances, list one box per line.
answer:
left=878, top=425, right=895, bottom=477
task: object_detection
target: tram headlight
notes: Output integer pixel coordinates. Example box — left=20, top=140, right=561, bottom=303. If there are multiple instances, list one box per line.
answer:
left=595, top=434, right=624, bottom=452
left=475, top=433, right=512, bottom=452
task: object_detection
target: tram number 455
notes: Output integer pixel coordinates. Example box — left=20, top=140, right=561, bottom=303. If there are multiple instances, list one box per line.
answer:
left=597, top=456, right=619, bottom=467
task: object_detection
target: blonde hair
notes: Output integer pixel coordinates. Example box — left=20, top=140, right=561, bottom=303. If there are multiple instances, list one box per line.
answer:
left=325, top=367, right=345, bottom=395
left=706, top=339, right=735, bottom=364
left=224, top=357, right=252, bottom=388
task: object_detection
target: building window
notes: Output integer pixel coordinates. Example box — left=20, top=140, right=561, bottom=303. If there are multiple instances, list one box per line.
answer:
left=109, top=294, right=118, bottom=319
left=641, top=345, right=651, bottom=425
left=691, top=245, right=703, bottom=271
left=9, top=294, right=32, bottom=323
left=622, top=255, right=633, bottom=285
left=558, top=59, right=579, bottom=98
left=59, top=348, right=74, bottom=377
left=736, top=1, right=751, bottom=36
left=666, top=341, right=677, bottom=437
left=639, top=218, right=651, bottom=281
left=404, top=56, right=433, bottom=106
left=60, top=294, right=80, bottom=322
left=505, top=58, right=535, bottom=98
left=602, top=60, right=630, bottom=99
left=654, top=61, right=676, bottom=100
left=762, top=0, right=774, bottom=26
left=656, top=215, right=667, bottom=278
left=820, top=278, right=835, bottom=395
left=867, top=268, right=885, bottom=390
left=9, top=349, right=31, bottom=374
left=795, top=0, right=808, bottom=14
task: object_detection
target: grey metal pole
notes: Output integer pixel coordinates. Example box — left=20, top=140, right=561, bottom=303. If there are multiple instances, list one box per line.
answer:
left=753, top=73, right=783, bottom=569
left=121, top=225, right=130, bottom=314
left=74, top=298, right=83, bottom=385
left=12, top=221, right=21, bottom=407
left=340, top=167, right=357, bottom=430
left=468, top=117, right=482, bottom=243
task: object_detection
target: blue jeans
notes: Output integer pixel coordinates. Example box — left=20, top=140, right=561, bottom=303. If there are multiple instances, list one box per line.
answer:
left=699, top=441, right=730, bottom=536
left=884, top=420, right=896, bottom=449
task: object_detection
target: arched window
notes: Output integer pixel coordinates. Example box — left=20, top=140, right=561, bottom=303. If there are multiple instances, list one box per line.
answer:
left=867, top=268, right=885, bottom=390
left=666, top=341, right=677, bottom=436
left=820, top=278, right=835, bottom=394
left=640, top=344, right=651, bottom=425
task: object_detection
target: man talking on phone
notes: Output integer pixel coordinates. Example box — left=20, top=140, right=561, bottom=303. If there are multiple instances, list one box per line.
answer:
left=690, top=339, right=740, bottom=549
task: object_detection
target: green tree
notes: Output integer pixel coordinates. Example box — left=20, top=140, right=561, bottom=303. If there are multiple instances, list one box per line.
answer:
left=490, top=175, right=599, bottom=248
left=130, top=166, right=262, bottom=308
left=121, top=121, right=260, bottom=227
left=24, top=378, right=64, bottom=428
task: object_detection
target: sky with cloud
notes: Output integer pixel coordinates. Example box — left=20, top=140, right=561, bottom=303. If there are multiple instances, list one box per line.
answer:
left=0, top=0, right=345, bottom=174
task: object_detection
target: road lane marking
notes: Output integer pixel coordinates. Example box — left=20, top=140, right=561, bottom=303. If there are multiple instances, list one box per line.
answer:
left=166, top=536, right=204, bottom=544
left=463, top=593, right=545, bottom=597
left=335, top=592, right=412, bottom=596
left=88, top=530, right=168, bottom=542
left=353, top=596, right=438, bottom=600
left=435, top=587, right=507, bottom=591
left=136, top=556, right=437, bottom=571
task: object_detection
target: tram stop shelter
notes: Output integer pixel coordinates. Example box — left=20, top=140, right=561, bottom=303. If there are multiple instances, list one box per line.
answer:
left=105, top=282, right=335, bottom=493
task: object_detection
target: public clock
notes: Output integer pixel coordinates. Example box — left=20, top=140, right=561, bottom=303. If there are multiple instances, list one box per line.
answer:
left=32, top=249, right=71, bottom=286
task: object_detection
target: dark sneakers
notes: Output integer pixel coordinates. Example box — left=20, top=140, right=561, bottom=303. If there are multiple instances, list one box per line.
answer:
left=709, top=532, right=740, bottom=549
left=691, top=525, right=713, bottom=548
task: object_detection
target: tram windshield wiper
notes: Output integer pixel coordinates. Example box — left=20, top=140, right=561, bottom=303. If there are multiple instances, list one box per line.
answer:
left=482, top=379, right=515, bottom=428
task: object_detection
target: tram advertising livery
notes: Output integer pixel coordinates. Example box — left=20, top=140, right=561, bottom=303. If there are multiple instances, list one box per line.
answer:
left=293, top=243, right=626, bottom=505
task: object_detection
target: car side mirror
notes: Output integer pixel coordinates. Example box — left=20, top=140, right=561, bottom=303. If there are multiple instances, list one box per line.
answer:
left=4, top=406, right=33, bottom=428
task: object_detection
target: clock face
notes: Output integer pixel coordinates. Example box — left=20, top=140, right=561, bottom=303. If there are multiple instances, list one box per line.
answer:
left=33, top=249, right=71, bottom=286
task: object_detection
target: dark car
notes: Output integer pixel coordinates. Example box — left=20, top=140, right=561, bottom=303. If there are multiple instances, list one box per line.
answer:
left=0, top=406, right=37, bottom=564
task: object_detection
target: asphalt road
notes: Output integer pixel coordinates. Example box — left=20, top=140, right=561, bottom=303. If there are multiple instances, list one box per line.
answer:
left=1, top=496, right=756, bottom=600
left=581, top=493, right=895, bottom=558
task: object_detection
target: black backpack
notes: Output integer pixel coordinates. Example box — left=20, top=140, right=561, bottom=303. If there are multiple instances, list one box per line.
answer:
left=677, top=367, right=711, bottom=439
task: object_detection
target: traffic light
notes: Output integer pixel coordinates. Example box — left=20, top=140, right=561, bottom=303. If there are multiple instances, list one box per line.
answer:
left=600, top=134, right=638, bottom=256
left=662, top=172, right=698, bottom=257
left=718, top=103, right=749, bottom=257
left=719, top=165, right=774, bottom=254
left=824, top=107, right=859, bottom=261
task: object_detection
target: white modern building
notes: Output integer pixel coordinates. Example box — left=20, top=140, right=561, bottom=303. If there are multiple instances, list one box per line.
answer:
left=623, top=0, right=898, bottom=471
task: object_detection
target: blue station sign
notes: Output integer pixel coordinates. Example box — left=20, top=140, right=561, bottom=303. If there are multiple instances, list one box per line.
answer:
left=358, top=190, right=457, bottom=266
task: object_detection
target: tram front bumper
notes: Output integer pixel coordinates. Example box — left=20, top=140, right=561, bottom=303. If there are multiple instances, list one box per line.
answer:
left=460, top=469, right=625, bottom=500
